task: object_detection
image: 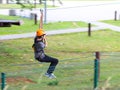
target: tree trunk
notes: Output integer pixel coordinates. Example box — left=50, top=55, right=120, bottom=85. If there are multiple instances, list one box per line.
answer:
left=39, top=0, right=42, bottom=4
left=34, top=0, right=36, bottom=8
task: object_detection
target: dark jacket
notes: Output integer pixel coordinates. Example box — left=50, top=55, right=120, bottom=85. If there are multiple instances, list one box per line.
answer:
left=32, top=36, right=45, bottom=60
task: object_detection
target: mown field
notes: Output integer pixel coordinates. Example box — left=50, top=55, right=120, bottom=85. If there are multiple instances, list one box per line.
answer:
left=0, top=29, right=120, bottom=90
left=102, top=20, right=120, bottom=27
left=0, top=15, right=88, bottom=35
left=0, top=14, right=120, bottom=90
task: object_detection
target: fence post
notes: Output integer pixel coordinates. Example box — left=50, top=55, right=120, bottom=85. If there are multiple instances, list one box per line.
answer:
left=34, top=14, right=37, bottom=25
left=114, top=11, right=117, bottom=21
left=88, top=23, right=91, bottom=37
left=1, top=73, right=6, bottom=90
left=94, top=52, right=100, bottom=90
left=96, top=52, right=100, bottom=79
left=119, top=15, right=120, bottom=20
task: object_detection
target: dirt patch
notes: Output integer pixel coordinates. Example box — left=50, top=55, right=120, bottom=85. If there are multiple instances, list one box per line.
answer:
left=1, top=77, right=36, bottom=84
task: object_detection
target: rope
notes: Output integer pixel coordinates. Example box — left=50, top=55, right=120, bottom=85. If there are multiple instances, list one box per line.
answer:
left=0, top=56, right=92, bottom=67
left=5, top=60, right=93, bottom=77
left=0, top=52, right=119, bottom=67
left=0, top=52, right=119, bottom=77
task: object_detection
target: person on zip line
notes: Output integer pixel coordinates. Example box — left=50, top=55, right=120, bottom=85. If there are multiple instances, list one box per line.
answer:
left=32, top=9, right=59, bottom=79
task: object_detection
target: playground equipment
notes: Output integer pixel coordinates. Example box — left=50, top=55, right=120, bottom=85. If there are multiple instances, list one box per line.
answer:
left=0, top=20, right=23, bottom=27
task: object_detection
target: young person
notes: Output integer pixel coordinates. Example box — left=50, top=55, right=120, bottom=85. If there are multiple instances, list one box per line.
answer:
left=32, top=10, right=59, bottom=79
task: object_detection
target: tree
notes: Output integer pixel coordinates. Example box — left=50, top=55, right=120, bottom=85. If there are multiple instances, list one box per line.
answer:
left=50, top=0, right=63, bottom=7
left=15, top=0, right=34, bottom=9
left=39, top=0, right=42, bottom=4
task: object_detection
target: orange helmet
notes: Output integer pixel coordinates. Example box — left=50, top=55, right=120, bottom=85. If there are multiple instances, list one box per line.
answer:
left=36, top=29, right=45, bottom=36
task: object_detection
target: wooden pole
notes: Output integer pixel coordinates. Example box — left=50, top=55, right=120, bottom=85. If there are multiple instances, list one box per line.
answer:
left=34, top=14, right=37, bottom=25
left=114, top=11, right=117, bottom=21
left=88, top=23, right=91, bottom=37
left=96, top=52, right=100, bottom=79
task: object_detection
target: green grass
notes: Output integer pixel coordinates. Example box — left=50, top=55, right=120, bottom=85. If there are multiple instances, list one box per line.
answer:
left=0, top=30, right=120, bottom=90
left=0, top=4, right=29, bottom=9
left=0, top=15, right=88, bottom=35
left=0, top=0, right=114, bottom=9
left=0, top=3, right=55, bottom=9
left=102, top=20, right=120, bottom=27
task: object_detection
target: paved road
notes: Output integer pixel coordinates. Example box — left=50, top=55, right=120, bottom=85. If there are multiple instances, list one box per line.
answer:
left=47, top=1, right=120, bottom=22
left=0, top=1, right=120, bottom=40
left=1, top=1, right=120, bottom=22
left=91, top=21, right=120, bottom=32
left=0, top=21, right=120, bottom=40
left=0, top=26, right=105, bottom=40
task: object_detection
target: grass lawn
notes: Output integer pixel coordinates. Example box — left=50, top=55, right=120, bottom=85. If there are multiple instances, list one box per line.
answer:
left=0, top=15, right=88, bottom=35
left=0, top=3, right=55, bottom=9
left=0, top=0, right=114, bottom=9
left=102, top=20, right=120, bottom=27
left=0, top=30, right=120, bottom=90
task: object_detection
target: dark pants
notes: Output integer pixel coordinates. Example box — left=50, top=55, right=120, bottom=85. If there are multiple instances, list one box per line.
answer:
left=36, top=54, right=59, bottom=74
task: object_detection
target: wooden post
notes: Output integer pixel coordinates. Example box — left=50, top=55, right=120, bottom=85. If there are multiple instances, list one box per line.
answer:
left=34, top=14, right=37, bottom=25
left=119, top=15, right=120, bottom=20
left=88, top=23, right=91, bottom=37
left=114, top=11, right=117, bottom=21
left=96, top=52, right=100, bottom=79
